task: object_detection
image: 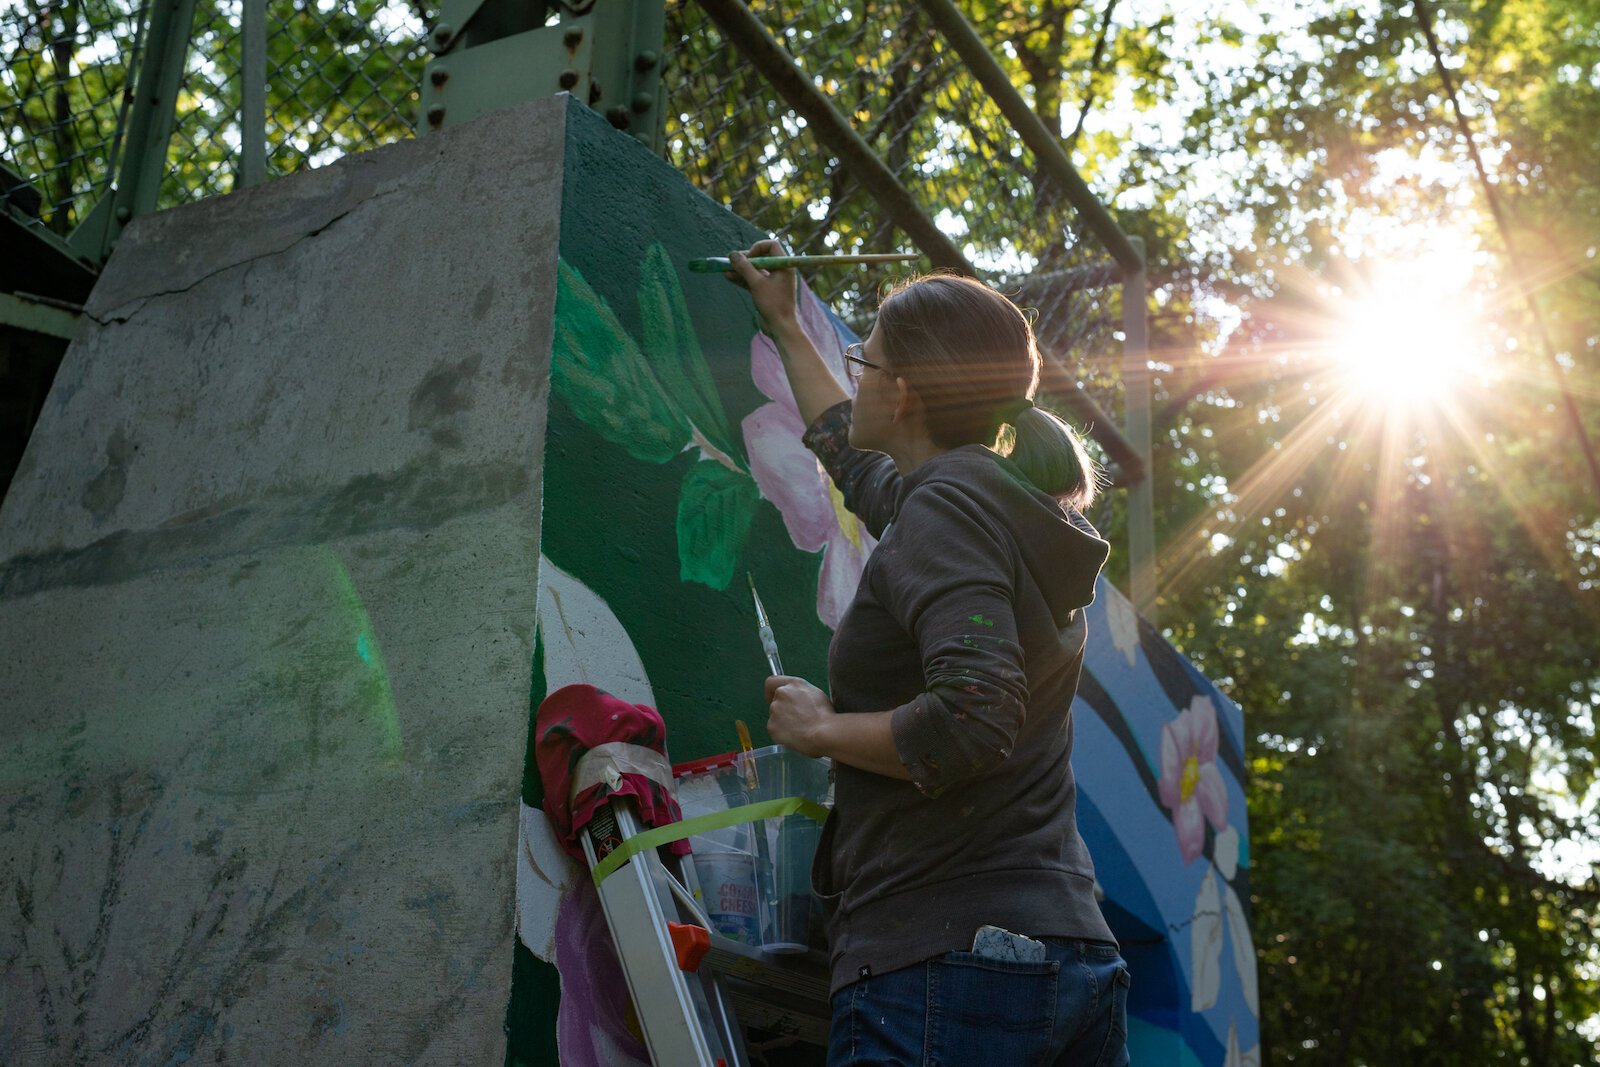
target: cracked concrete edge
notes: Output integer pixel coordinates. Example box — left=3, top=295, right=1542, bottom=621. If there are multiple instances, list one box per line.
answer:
left=84, top=96, right=569, bottom=321
left=84, top=187, right=404, bottom=326
left=3, top=94, right=569, bottom=563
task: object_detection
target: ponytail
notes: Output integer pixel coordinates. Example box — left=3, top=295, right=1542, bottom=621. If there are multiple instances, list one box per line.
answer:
left=1004, top=403, right=1099, bottom=511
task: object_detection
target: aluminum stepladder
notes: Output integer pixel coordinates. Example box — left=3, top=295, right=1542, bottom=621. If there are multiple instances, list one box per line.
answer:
left=580, top=796, right=750, bottom=1066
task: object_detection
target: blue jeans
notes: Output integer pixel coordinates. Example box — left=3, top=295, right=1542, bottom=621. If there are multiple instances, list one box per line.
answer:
left=826, top=938, right=1130, bottom=1066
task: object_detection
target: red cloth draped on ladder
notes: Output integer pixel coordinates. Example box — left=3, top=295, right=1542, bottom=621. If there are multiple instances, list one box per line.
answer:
left=534, top=683, right=688, bottom=863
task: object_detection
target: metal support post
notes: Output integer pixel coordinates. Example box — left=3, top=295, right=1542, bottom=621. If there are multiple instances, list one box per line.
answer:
left=0, top=292, right=82, bottom=340
left=68, top=0, right=202, bottom=263
left=694, top=0, right=971, bottom=274
left=914, top=0, right=1144, bottom=277
left=422, top=0, right=669, bottom=153
left=1121, top=236, right=1156, bottom=622
left=241, top=0, right=267, bottom=188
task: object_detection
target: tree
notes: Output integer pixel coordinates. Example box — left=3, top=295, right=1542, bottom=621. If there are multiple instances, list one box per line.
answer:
left=1075, top=0, right=1600, bottom=1060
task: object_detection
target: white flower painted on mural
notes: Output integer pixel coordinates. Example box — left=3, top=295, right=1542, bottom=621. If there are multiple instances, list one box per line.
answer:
left=1224, top=879, right=1260, bottom=1016
left=1209, top=825, right=1261, bottom=1018
left=741, top=282, right=876, bottom=630
left=518, top=555, right=656, bottom=962
left=1191, top=868, right=1224, bottom=1012
left=517, top=804, right=584, bottom=962
left=535, top=555, right=656, bottom=707
left=1105, top=583, right=1140, bottom=666
left=1190, top=826, right=1260, bottom=1025
left=1225, top=1018, right=1263, bottom=1067
left=515, top=555, right=654, bottom=1067
left=1214, top=826, right=1240, bottom=880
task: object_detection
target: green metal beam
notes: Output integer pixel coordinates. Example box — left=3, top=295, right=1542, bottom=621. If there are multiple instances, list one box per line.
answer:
left=694, top=0, right=972, bottom=274
left=1121, top=237, right=1157, bottom=620
left=422, top=1, right=668, bottom=151
left=0, top=292, right=81, bottom=340
left=69, top=0, right=201, bottom=264
left=915, top=0, right=1144, bottom=276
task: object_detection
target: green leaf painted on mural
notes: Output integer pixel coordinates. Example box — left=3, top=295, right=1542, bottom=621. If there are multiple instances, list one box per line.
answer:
left=551, top=259, right=689, bottom=463
left=676, top=460, right=760, bottom=591
left=636, top=242, right=743, bottom=468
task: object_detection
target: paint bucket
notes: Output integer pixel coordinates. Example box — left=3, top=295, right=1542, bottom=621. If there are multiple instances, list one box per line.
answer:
left=674, top=745, right=832, bottom=953
left=741, top=747, right=832, bottom=953
left=763, top=811, right=822, bottom=952
left=691, top=846, right=764, bottom=945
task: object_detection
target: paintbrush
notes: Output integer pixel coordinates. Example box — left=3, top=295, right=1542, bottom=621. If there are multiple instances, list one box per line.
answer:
left=747, top=573, right=784, bottom=677
left=735, top=718, right=759, bottom=791
left=688, top=253, right=921, bottom=273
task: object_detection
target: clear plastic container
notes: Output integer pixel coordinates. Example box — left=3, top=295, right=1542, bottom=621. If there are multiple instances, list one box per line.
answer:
left=673, top=745, right=832, bottom=953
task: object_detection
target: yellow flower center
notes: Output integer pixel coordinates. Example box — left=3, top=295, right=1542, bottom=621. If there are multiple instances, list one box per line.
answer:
left=826, top=476, right=863, bottom=550
left=1180, top=755, right=1201, bottom=803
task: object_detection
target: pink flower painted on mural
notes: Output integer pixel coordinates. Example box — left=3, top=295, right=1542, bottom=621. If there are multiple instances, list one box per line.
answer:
left=740, top=284, right=875, bottom=630
left=554, top=881, right=651, bottom=1066
left=1159, top=695, right=1230, bottom=864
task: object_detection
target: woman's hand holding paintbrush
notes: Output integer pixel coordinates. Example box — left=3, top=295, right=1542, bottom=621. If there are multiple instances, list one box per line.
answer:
left=763, top=674, right=836, bottom=759
left=764, top=677, right=911, bottom=781
left=722, top=239, right=850, bottom=426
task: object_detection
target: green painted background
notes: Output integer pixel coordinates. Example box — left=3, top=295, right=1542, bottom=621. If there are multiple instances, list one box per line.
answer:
left=539, top=104, right=841, bottom=769
left=509, top=103, right=849, bottom=1063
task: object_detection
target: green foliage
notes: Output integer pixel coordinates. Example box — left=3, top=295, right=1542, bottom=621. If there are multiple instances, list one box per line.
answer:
left=550, top=257, right=690, bottom=464
left=676, top=459, right=761, bottom=590
left=0, top=0, right=426, bottom=227
left=637, top=241, right=741, bottom=465
left=551, top=251, right=763, bottom=593
left=1096, top=1, right=1600, bottom=1060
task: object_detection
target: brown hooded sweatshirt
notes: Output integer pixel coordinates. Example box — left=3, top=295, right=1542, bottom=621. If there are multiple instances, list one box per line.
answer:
left=802, top=401, right=1116, bottom=995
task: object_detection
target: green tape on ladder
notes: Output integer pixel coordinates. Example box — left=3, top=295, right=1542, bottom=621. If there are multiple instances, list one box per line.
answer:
left=591, top=796, right=830, bottom=885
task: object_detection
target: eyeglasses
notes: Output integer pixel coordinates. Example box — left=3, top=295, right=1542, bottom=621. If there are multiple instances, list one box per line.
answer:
left=844, top=341, right=886, bottom=381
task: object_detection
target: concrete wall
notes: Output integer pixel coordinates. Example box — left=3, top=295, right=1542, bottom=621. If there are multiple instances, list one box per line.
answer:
left=0, top=97, right=566, bottom=1064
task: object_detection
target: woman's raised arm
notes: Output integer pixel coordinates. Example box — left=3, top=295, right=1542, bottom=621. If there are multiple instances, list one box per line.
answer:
left=724, top=239, right=850, bottom=426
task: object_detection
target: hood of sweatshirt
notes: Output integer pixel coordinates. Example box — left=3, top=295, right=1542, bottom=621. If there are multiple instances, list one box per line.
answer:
left=900, top=444, right=1111, bottom=626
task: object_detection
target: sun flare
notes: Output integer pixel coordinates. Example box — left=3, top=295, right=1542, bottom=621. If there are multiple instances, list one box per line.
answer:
left=1327, top=240, right=1488, bottom=410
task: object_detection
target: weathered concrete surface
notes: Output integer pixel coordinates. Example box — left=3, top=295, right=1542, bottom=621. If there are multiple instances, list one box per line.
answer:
left=0, top=96, right=566, bottom=1064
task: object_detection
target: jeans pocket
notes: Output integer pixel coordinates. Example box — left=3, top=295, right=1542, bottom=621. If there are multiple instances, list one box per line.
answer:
left=1092, top=964, right=1132, bottom=1067
left=928, top=952, right=1062, bottom=1065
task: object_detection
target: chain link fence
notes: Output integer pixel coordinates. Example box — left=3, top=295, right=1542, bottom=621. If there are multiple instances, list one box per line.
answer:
left=660, top=0, right=1122, bottom=400
left=0, top=0, right=428, bottom=233
left=2, top=0, right=150, bottom=232
left=168, top=0, right=427, bottom=205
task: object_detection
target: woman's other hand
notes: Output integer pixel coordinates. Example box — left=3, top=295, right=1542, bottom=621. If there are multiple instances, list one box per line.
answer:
left=764, top=675, right=836, bottom=758
left=725, top=238, right=799, bottom=329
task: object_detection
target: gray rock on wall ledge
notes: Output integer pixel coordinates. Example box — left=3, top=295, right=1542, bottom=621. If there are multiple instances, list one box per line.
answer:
left=0, top=96, right=569, bottom=1064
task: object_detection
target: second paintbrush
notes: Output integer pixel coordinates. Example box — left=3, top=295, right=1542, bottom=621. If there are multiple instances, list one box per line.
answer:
left=688, top=252, right=921, bottom=273
left=747, top=573, right=784, bottom=677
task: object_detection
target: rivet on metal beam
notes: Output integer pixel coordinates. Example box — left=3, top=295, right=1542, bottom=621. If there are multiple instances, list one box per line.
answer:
left=631, top=92, right=653, bottom=114
left=115, top=204, right=132, bottom=222
left=605, top=106, right=630, bottom=129
left=426, top=104, right=446, bottom=128
left=559, top=69, right=580, bottom=90
left=430, top=23, right=453, bottom=50
left=563, top=27, right=584, bottom=49
left=634, top=51, right=659, bottom=72
left=430, top=65, right=450, bottom=88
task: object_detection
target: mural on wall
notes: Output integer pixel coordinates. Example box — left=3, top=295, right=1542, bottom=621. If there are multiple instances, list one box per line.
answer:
left=1076, top=581, right=1261, bottom=1065
left=509, top=104, right=1258, bottom=1067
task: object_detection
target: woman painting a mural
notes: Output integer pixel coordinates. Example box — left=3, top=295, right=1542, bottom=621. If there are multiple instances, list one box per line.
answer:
left=725, top=239, right=1131, bottom=1066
